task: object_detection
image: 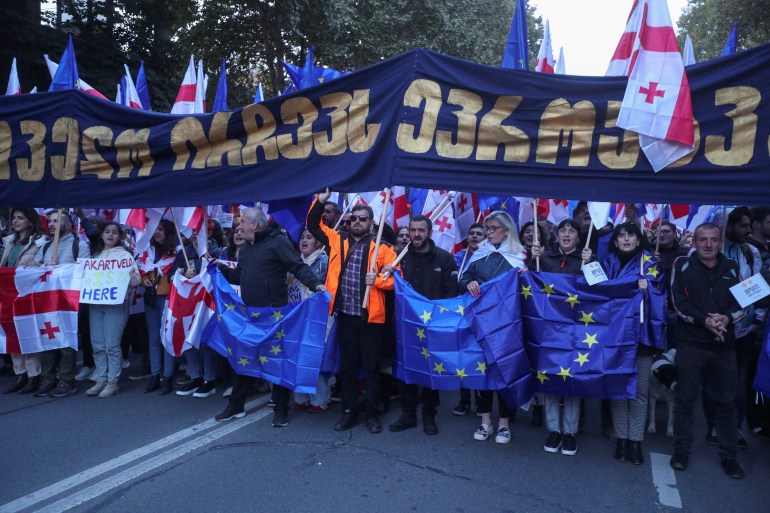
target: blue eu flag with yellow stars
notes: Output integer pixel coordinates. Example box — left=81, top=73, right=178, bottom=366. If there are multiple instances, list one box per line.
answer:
left=520, top=272, right=642, bottom=399
left=465, top=269, right=536, bottom=408
left=394, top=274, right=506, bottom=391
left=203, top=266, right=331, bottom=393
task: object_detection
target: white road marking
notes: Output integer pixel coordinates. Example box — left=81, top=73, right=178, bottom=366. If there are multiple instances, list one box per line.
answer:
left=0, top=397, right=268, bottom=513
left=650, top=452, right=683, bottom=509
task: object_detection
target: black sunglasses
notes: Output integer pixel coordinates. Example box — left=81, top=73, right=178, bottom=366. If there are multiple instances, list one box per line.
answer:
left=350, top=215, right=370, bottom=222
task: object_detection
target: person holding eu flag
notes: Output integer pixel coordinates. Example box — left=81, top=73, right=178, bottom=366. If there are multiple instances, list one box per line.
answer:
left=530, top=219, right=593, bottom=456
left=601, top=222, right=655, bottom=465
left=460, top=211, right=527, bottom=444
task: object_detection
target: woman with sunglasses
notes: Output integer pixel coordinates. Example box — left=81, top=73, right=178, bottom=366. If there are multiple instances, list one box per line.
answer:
left=459, top=211, right=527, bottom=445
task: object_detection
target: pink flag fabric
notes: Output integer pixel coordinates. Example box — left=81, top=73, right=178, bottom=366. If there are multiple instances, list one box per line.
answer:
left=161, top=270, right=215, bottom=357
left=607, top=0, right=695, bottom=171
left=0, top=265, right=81, bottom=354
left=535, top=20, right=555, bottom=73
left=171, top=56, right=197, bottom=114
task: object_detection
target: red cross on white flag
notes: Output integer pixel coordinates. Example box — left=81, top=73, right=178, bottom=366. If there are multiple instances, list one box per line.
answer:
left=607, top=0, right=694, bottom=172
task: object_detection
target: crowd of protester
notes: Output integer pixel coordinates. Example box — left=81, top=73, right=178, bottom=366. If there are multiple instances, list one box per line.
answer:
left=1, top=199, right=769, bottom=480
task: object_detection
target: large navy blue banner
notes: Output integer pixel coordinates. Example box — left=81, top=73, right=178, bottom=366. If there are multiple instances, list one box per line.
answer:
left=1, top=44, right=769, bottom=208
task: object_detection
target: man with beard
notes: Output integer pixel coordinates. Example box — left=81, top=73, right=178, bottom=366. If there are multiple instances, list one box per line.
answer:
left=307, top=190, right=397, bottom=434
left=389, top=215, right=457, bottom=435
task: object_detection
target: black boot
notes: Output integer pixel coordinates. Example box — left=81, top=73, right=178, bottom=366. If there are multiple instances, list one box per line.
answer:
left=3, top=374, right=28, bottom=394
left=389, top=413, right=418, bottom=432
left=143, top=374, right=161, bottom=393
left=158, top=378, right=173, bottom=396
left=629, top=441, right=644, bottom=465
left=531, top=405, right=544, bottom=427
left=615, top=438, right=629, bottom=462
left=19, top=375, right=40, bottom=394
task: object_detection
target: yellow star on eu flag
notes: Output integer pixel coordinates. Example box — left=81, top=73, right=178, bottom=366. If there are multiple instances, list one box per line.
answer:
left=419, top=310, right=432, bottom=323
left=557, top=366, right=572, bottom=381
left=258, top=355, right=269, bottom=364
left=475, top=361, right=487, bottom=375
left=269, top=344, right=282, bottom=356
left=420, top=346, right=430, bottom=359
left=574, top=352, right=590, bottom=367
left=455, top=368, right=467, bottom=379
left=646, top=265, right=660, bottom=279
left=437, top=305, right=448, bottom=314
left=416, top=327, right=427, bottom=341
left=225, top=302, right=236, bottom=311
left=275, top=329, right=286, bottom=341
left=216, top=314, right=222, bottom=322
left=579, top=311, right=596, bottom=326
left=520, top=285, right=533, bottom=299
left=565, top=293, right=580, bottom=308
left=643, top=253, right=653, bottom=264
left=456, top=305, right=465, bottom=315
left=541, top=283, right=555, bottom=297
left=537, top=370, right=550, bottom=384
left=582, top=332, right=599, bottom=348
left=237, top=357, right=250, bottom=367
left=500, top=201, right=507, bottom=210
left=226, top=346, right=233, bottom=355
left=433, top=362, right=446, bottom=375
left=250, top=311, right=261, bottom=319
left=272, top=310, right=284, bottom=322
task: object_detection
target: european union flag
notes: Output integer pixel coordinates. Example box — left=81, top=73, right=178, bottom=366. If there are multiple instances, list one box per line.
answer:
left=394, top=274, right=506, bottom=391
left=282, top=48, right=345, bottom=91
left=520, top=272, right=641, bottom=399
left=49, top=35, right=79, bottom=92
left=136, top=61, right=152, bottom=111
left=212, top=58, right=228, bottom=113
left=465, top=269, right=536, bottom=408
left=203, top=266, right=331, bottom=393
left=501, top=0, right=529, bottom=70
left=722, top=23, right=739, bottom=56
left=754, top=323, right=770, bottom=397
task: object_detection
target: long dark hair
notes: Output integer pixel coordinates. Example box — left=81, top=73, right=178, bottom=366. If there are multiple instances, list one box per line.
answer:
left=91, top=222, right=129, bottom=256
left=10, top=208, right=44, bottom=245
left=152, top=219, right=178, bottom=256
left=208, top=219, right=227, bottom=248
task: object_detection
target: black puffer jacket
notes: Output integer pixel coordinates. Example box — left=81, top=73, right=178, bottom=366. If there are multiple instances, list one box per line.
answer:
left=220, top=226, right=322, bottom=308
left=400, top=239, right=458, bottom=300
left=528, top=246, right=588, bottom=275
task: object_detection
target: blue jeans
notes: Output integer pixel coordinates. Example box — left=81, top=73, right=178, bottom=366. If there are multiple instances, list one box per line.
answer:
left=294, top=373, right=331, bottom=406
left=183, top=345, right=218, bottom=382
left=145, top=299, right=174, bottom=378
left=90, top=302, right=129, bottom=382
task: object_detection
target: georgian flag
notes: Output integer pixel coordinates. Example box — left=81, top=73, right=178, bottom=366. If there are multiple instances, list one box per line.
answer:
left=453, top=192, right=480, bottom=254
left=421, top=190, right=456, bottom=252
left=161, top=270, right=215, bottom=357
left=392, top=186, right=410, bottom=231
left=666, top=203, right=690, bottom=230
left=182, top=206, right=208, bottom=257
left=535, top=19, right=555, bottom=73
left=0, top=265, right=81, bottom=354
left=171, top=56, right=197, bottom=114
left=537, top=198, right=570, bottom=225
left=607, top=0, right=695, bottom=172
left=122, top=207, right=165, bottom=256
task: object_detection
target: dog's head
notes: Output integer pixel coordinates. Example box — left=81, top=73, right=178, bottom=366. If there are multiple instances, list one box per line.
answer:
left=651, top=349, right=677, bottom=390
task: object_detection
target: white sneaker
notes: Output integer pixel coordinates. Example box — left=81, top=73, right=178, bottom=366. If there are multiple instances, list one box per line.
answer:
left=121, top=359, right=131, bottom=369
left=98, top=381, right=119, bottom=398
left=75, top=367, right=94, bottom=381
left=474, top=424, right=493, bottom=441
left=495, top=427, right=511, bottom=444
left=86, top=381, right=107, bottom=396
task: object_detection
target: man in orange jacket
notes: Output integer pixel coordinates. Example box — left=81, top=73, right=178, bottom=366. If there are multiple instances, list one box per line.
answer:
left=307, top=190, right=397, bottom=433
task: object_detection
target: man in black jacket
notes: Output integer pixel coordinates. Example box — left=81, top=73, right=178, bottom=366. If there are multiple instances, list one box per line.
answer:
left=389, top=215, right=458, bottom=435
left=669, top=223, right=747, bottom=479
left=214, top=208, right=325, bottom=427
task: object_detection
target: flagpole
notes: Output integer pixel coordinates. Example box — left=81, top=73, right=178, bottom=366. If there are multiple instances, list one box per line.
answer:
left=362, top=188, right=392, bottom=309
left=655, top=204, right=666, bottom=255
left=169, top=209, right=191, bottom=270
left=457, top=210, right=485, bottom=281
left=582, top=222, right=594, bottom=265
left=49, top=208, right=64, bottom=265
left=333, top=193, right=359, bottom=231
left=532, top=199, right=540, bottom=272
left=640, top=252, right=645, bottom=324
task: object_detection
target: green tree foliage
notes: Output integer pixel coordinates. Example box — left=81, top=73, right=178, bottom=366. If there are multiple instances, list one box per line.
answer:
left=677, top=0, right=770, bottom=62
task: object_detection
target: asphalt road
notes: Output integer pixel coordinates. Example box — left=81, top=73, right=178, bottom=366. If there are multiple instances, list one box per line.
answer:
left=1, top=363, right=768, bottom=513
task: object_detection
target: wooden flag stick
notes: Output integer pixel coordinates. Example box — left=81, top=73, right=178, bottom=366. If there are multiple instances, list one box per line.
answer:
left=532, top=199, right=540, bottom=272
left=720, top=204, right=727, bottom=252
left=362, top=188, right=392, bottom=309
left=582, top=222, right=594, bottom=265
left=333, top=193, right=359, bottom=230
left=640, top=252, right=645, bottom=324
left=457, top=210, right=485, bottom=280
left=169, top=209, right=191, bottom=270
left=48, top=208, right=64, bottom=265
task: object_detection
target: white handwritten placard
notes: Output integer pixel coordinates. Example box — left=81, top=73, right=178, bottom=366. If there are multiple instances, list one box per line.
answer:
left=582, top=261, right=608, bottom=286
left=80, top=258, right=132, bottom=305
left=730, top=273, right=770, bottom=309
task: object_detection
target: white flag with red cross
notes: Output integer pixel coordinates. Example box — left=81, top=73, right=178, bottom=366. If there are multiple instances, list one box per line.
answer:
left=607, top=0, right=694, bottom=171
left=161, top=269, right=215, bottom=357
left=0, top=264, right=81, bottom=354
